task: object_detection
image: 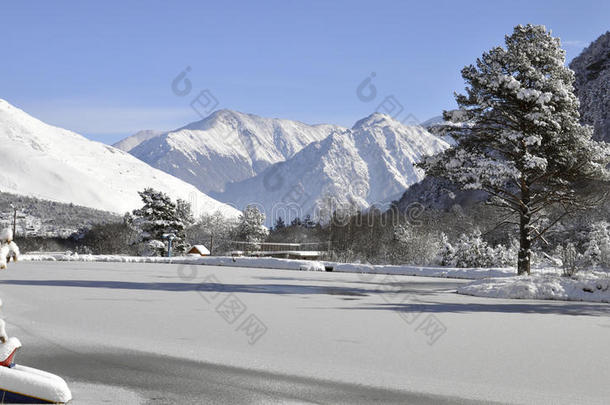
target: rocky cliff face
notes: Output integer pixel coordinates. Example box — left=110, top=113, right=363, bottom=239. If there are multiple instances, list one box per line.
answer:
left=570, top=31, right=610, bottom=141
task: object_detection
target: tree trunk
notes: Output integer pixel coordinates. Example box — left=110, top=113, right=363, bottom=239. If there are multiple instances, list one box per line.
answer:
left=518, top=179, right=532, bottom=275
left=517, top=214, right=531, bottom=275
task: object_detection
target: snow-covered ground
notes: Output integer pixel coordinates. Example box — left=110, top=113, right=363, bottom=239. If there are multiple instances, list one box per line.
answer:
left=458, top=271, right=610, bottom=303
left=1, top=261, right=609, bottom=404
left=20, top=253, right=610, bottom=303
left=21, top=252, right=516, bottom=279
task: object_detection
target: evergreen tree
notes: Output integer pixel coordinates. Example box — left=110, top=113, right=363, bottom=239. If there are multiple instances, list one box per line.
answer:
left=274, top=216, right=286, bottom=230
left=132, top=188, right=187, bottom=255
left=236, top=205, right=268, bottom=244
left=419, top=25, right=610, bottom=274
left=176, top=199, right=195, bottom=228
left=303, top=214, right=315, bottom=229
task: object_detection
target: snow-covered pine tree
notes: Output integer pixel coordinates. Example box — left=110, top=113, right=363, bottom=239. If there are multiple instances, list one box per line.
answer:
left=419, top=24, right=610, bottom=275
left=176, top=199, right=195, bottom=228
left=236, top=205, right=268, bottom=245
left=132, top=188, right=188, bottom=256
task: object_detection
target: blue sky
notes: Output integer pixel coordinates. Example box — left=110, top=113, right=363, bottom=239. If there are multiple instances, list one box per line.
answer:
left=1, top=0, right=608, bottom=144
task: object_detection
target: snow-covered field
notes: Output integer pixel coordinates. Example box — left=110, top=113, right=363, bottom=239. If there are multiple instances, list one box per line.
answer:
left=19, top=253, right=610, bottom=303
left=1, top=261, right=609, bottom=404
left=21, top=252, right=516, bottom=278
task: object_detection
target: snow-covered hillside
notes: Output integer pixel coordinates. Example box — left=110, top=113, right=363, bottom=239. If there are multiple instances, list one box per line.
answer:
left=120, top=109, right=343, bottom=193
left=216, top=113, right=450, bottom=224
left=0, top=99, right=239, bottom=217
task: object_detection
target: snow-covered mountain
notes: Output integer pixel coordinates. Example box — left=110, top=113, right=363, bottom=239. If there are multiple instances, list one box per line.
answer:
left=570, top=31, right=610, bottom=142
left=420, top=115, right=445, bottom=129
left=0, top=99, right=239, bottom=217
left=118, top=110, right=343, bottom=193
left=113, top=129, right=165, bottom=152
left=215, top=113, right=450, bottom=225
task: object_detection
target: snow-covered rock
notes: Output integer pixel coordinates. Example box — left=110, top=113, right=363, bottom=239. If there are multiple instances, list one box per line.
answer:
left=0, top=99, right=239, bottom=218
left=217, top=113, right=450, bottom=225
left=121, top=109, right=342, bottom=193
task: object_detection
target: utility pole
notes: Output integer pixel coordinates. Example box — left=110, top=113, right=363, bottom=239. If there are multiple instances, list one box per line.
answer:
left=10, top=204, right=16, bottom=238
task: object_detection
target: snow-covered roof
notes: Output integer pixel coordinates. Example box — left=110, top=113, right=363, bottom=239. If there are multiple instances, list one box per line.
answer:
left=188, top=245, right=210, bottom=255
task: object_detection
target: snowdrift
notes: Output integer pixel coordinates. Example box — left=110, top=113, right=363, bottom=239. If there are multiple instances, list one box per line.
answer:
left=457, top=272, right=610, bottom=303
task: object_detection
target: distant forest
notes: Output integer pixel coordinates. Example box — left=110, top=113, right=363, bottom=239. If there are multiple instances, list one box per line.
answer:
left=0, top=191, right=119, bottom=229
left=0, top=191, right=119, bottom=252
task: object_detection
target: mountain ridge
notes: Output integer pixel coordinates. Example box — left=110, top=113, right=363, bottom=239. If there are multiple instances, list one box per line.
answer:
left=215, top=113, right=450, bottom=225
left=570, top=31, right=610, bottom=141
left=119, top=109, right=344, bottom=193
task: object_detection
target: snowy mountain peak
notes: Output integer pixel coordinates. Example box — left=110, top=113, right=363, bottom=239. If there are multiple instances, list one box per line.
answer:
left=179, top=108, right=249, bottom=131
left=121, top=109, right=344, bottom=193
left=216, top=115, right=450, bottom=225
left=351, top=112, right=400, bottom=130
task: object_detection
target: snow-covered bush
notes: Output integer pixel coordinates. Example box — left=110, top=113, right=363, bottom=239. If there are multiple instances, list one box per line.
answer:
left=437, top=233, right=456, bottom=266
left=0, top=228, right=20, bottom=344
left=141, top=240, right=166, bottom=257
left=561, top=243, right=583, bottom=277
left=440, top=230, right=516, bottom=268
left=492, top=238, right=519, bottom=267
left=581, top=221, right=610, bottom=268
left=389, top=225, right=442, bottom=266
left=0, top=228, right=19, bottom=270
left=440, top=229, right=494, bottom=267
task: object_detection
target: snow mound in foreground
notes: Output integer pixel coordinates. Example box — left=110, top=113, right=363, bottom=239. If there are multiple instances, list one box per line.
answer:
left=0, top=364, right=72, bottom=403
left=457, top=272, right=610, bottom=303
